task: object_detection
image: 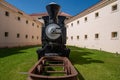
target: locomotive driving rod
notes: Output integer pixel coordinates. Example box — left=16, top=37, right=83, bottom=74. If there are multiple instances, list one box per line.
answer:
left=28, top=56, right=78, bottom=80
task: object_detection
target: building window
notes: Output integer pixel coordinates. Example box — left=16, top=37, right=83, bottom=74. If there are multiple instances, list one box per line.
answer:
left=84, top=17, right=87, bottom=22
left=66, top=37, right=68, bottom=40
left=95, top=12, right=99, bottom=18
left=95, top=33, right=99, bottom=39
left=5, top=11, right=9, bottom=16
left=37, top=36, right=39, bottom=40
left=71, top=36, right=73, bottom=40
left=25, top=35, right=28, bottom=39
left=5, top=32, right=9, bottom=37
left=112, top=4, right=118, bottom=11
left=71, top=23, right=73, bottom=27
left=66, top=25, right=68, bottom=28
left=84, top=35, right=88, bottom=39
left=32, top=23, right=34, bottom=26
left=38, top=17, right=42, bottom=19
left=77, top=21, right=79, bottom=24
left=111, top=32, right=118, bottom=39
left=17, top=17, right=21, bottom=21
left=26, top=20, right=28, bottom=24
left=77, top=36, right=79, bottom=40
left=37, top=25, right=39, bottom=28
left=32, top=36, right=34, bottom=39
left=17, top=33, right=20, bottom=38
left=18, top=11, right=23, bottom=15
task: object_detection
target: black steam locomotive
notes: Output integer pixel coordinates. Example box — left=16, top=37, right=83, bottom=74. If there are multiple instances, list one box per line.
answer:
left=37, top=2, right=70, bottom=59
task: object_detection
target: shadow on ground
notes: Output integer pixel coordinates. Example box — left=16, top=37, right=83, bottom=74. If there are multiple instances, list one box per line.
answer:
left=70, top=50, right=104, bottom=65
left=0, top=46, right=40, bottom=58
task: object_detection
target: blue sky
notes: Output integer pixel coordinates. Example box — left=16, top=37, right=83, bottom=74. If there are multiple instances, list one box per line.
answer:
left=5, top=0, right=100, bottom=16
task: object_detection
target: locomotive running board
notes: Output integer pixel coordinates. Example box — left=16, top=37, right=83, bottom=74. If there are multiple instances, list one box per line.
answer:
left=28, top=56, right=78, bottom=80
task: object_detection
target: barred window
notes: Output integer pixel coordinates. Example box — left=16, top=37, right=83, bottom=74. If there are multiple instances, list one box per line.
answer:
left=112, top=4, right=118, bottom=11
left=84, top=35, right=88, bottom=39
left=5, top=32, right=9, bottom=37
left=77, top=36, right=79, bottom=40
left=32, top=23, right=34, bottom=26
left=17, top=17, right=21, bottom=21
left=37, top=25, right=39, bottom=28
left=66, top=25, right=69, bottom=28
left=66, top=37, right=68, bottom=40
left=32, top=36, right=34, bottom=39
left=77, top=21, right=79, bottom=24
left=111, top=32, right=118, bottom=39
left=95, top=33, right=99, bottom=39
left=84, top=17, right=87, bottom=22
left=71, top=23, right=73, bottom=27
left=37, top=36, right=39, bottom=39
left=95, top=12, right=99, bottom=18
left=26, top=20, right=28, bottom=24
left=71, top=36, right=73, bottom=40
left=25, top=35, right=28, bottom=39
left=5, top=11, right=9, bottom=16
left=17, top=33, right=20, bottom=38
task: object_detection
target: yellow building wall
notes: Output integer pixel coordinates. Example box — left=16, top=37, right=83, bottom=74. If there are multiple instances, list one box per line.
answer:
left=0, top=1, right=42, bottom=48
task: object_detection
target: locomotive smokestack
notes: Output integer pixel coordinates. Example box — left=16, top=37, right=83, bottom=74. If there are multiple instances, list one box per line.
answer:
left=46, top=2, right=60, bottom=23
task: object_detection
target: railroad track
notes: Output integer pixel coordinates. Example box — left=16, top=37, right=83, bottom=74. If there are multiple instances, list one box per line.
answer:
left=28, top=56, right=78, bottom=80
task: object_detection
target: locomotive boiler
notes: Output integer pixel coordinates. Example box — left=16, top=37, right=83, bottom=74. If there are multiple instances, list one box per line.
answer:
left=37, top=2, right=70, bottom=59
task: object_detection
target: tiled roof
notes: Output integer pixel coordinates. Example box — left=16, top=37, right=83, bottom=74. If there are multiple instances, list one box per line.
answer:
left=30, top=12, right=72, bottom=17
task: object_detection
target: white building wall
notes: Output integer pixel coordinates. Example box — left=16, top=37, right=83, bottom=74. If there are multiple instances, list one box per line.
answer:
left=67, top=0, right=120, bottom=53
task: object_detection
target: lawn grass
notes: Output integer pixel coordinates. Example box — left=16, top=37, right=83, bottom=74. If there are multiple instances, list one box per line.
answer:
left=0, top=46, right=120, bottom=80
left=69, top=46, right=120, bottom=80
left=0, top=46, right=39, bottom=80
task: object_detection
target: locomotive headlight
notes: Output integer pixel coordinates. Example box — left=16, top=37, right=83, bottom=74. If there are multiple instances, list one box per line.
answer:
left=45, top=23, right=61, bottom=40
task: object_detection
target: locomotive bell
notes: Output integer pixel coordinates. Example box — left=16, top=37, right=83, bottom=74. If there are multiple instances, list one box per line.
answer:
left=46, top=2, right=60, bottom=23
